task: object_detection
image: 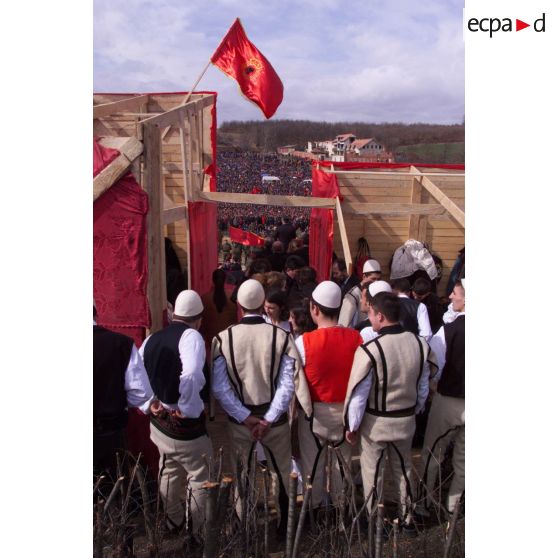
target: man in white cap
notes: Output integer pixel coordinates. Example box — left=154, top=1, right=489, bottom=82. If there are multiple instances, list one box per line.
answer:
left=339, top=259, right=382, bottom=328
left=139, top=290, right=212, bottom=540
left=344, top=292, right=438, bottom=533
left=418, top=279, right=465, bottom=517
left=211, top=279, right=309, bottom=534
left=359, top=280, right=393, bottom=343
left=295, top=281, right=362, bottom=512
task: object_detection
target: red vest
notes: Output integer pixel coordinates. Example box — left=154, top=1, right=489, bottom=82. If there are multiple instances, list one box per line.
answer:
left=302, top=327, right=362, bottom=403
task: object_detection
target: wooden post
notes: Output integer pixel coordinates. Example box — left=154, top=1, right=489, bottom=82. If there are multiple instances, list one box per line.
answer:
left=374, top=503, right=384, bottom=558
left=285, top=472, right=299, bottom=558
left=143, top=123, right=166, bottom=333
left=442, top=496, right=463, bottom=558
left=189, top=109, right=202, bottom=194
left=161, top=60, right=212, bottom=140
left=408, top=176, right=424, bottom=241
left=202, top=482, right=220, bottom=558
left=179, top=119, right=192, bottom=288
left=335, top=197, right=353, bottom=273
left=292, top=483, right=311, bottom=558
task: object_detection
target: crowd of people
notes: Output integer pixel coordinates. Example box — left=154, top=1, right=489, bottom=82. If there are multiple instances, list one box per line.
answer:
left=216, top=152, right=312, bottom=236
left=94, top=246, right=465, bottom=549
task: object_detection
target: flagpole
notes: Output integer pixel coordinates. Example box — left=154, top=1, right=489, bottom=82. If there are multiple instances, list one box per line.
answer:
left=161, top=59, right=213, bottom=140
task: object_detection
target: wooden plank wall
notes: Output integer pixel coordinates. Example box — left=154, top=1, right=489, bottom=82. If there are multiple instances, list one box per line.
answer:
left=93, top=93, right=216, bottom=274
left=332, top=169, right=464, bottom=296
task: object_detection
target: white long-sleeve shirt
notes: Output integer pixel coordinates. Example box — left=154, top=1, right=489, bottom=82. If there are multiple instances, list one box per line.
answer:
left=359, top=326, right=378, bottom=344
left=125, top=345, right=156, bottom=414
left=263, top=314, right=291, bottom=333
left=429, top=309, right=465, bottom=382
left=212, top=354, right=295, bottom=424
left=398, top=294, right=432, bottom=341
left=346, top=360, right=431, bottom=432
left=139, top=328, right=206, bottom=419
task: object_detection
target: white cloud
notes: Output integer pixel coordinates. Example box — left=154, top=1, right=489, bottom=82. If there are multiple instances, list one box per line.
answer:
left=94, top=0, right=464, bottom=123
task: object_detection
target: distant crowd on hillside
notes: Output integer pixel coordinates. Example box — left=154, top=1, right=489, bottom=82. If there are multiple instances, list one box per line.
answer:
left=216, top=152, right=312, bottom=236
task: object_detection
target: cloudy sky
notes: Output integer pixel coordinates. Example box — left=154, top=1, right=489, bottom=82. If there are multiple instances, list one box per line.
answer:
left=94, top=0, right=464, bottom=125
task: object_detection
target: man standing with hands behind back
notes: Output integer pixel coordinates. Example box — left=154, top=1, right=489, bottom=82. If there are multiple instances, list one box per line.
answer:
left=211, top=279, right=310, bottom=534
left=344, top=292, right=437, bottom=532
left=140, top=290, right=212, bottom=541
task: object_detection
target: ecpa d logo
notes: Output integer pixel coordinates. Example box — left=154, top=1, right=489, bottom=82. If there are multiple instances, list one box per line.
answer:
left=467, top=13, right=545, bottom=37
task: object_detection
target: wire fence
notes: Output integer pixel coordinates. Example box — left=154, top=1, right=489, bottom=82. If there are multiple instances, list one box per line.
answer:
left=93, top=446, right=464, bottom=558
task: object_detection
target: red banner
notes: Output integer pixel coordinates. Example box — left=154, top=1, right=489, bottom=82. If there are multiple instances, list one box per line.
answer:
left=309, top=168, right=342, bottom=281
left=229, top=226, right=265, bottom=246
left=188, top=95, right=219, bottom=297
left=211, top=18, right=283, bottom=119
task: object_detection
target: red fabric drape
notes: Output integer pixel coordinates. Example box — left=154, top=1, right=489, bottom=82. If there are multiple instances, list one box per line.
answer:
left=93, top=138, right=120, bottom=178
left=94, top=139, right=159, bottom=477
left=309, top=168, right=341, bottom=282
left=188, top=201, right=218, bottom=296
left=188, top=94, right=219, bottom=297
left=93, top=174, right=150, bottom=329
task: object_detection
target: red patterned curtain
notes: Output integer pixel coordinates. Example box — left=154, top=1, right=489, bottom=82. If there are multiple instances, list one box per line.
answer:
left=93, top=141, right=149, bottom=334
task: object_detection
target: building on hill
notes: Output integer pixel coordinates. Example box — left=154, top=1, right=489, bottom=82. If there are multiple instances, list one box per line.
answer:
left=306, top=132, right=392, bottom=162
left=347, top=138, right=383, bottom=156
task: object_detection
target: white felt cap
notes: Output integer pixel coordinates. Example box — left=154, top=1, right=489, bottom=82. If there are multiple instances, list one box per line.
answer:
left=312, top=280, right=342, bottom=309
left=238, top=279, right=265, bottom=310
left=174, top=290, right=204, bottom=318
left=363, top=259, right=381, bottom=274
left=460, top=278, right=466, bottom=290
left=368, top=280, right=392, bottom=298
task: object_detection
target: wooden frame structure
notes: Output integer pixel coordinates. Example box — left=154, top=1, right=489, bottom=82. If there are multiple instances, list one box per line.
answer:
left=322, top=164, right=465, bottom=291
left=94, top=92, right=465, bottom=333
left=94, top=92, right=215, bottom=332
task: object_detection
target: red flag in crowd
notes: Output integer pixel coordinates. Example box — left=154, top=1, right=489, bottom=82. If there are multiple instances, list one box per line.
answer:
left=251, top=186, right=262, bottom=194
left=211, top=18, right=284, bottom=119
left=229, top=226, right=265, bottom=246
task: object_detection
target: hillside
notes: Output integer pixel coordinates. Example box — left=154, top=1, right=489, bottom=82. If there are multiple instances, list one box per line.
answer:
left=217, top=119, right=465, bottom=154
left=394, top=142, right=465, bottom=164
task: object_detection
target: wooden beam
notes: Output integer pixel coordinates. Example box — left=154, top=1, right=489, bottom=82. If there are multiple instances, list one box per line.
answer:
left=194, top=191, right=336, bottom=209
left=140, top=95, right=214, bottom=129
left=93, top=95, right=149, bottom=119
left=342, top=202, right=445, bottom=216
left=97, top=137, right=140, bottom=152
left=335, top=197, right=353, bottom=272
left=162, top=192, right=187, bottom=224
left=93, top=137, right=143, bottom=201
left=408, top=177, right=423, bottom=240
left=410, top=166, right=465, bottom=228
left=143, top=124, right=166, bottom=333
left=163, top=205, right=188, bottom=225
left=328, top=170, right=464, bottom=178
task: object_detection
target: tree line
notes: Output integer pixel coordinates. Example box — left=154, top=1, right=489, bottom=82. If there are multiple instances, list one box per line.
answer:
left=218, top=119, right=465, bottom=152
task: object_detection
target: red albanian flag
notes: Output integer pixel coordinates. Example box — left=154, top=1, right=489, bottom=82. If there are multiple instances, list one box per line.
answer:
left=211, top=18, right=283, bottom=119
left=229, top=226, right=265, bottom=246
